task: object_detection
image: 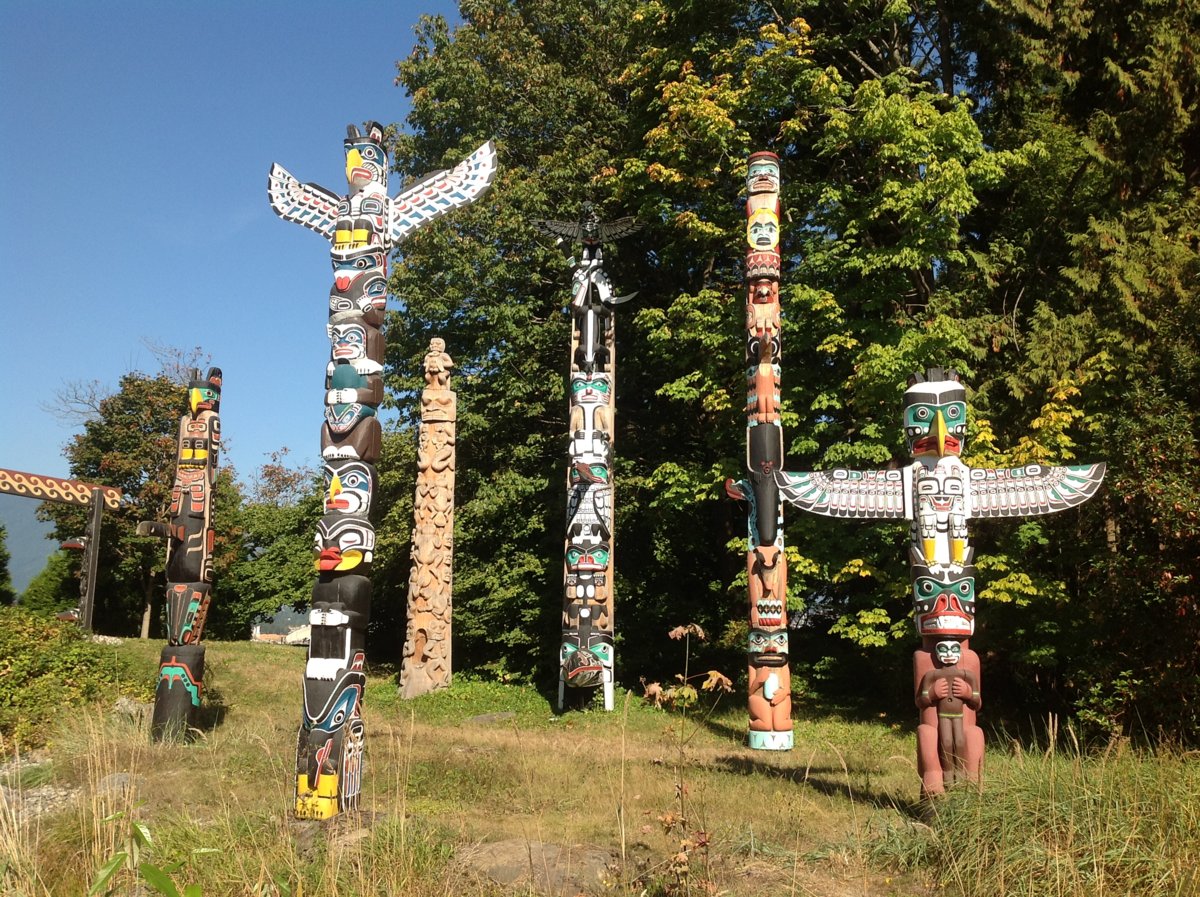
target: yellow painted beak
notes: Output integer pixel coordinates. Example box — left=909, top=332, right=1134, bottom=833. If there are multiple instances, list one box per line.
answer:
left=345, top=148, right=363, bottom=182
left=935, top=410, right=948, bottom=457
left=189, top=388, right=202, bottom=414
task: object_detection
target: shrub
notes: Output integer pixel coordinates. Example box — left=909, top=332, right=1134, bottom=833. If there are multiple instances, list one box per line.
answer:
left=0, top=607, right=153, bottom=752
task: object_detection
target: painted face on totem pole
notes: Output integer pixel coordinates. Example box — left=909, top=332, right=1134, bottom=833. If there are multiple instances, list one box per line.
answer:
left=747, top=208, right=780, bottom=251
left=746, top=153, right=781, bottom=195
left=323, top=461, right=376, bottom=516
left=329, top=321, right=369, bottom=363
left=560, top=630, right=614, bottom=687
left=934, top=639, right=964, bottom=667
left=747, top=629, right=788, bottom=667
left=344, top=122, right=388, bottom=193
left=314, top=513, right=376, bottom=572
left=330, top=247, right=388, bottom=323
left=903, top=370, right=968, bottom=457
left=565, top=534, right=610, bottom=575
left=570, top=373, right=612, bottom=406
left=570, top=460, right=610, bottom=486
left=912, top=563, right=976, bottom=638
left=188, top=367, right=222, bottom=415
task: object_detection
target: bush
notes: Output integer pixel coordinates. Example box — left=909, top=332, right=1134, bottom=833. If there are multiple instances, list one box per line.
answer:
left=0, top=607, right=154, bottom=752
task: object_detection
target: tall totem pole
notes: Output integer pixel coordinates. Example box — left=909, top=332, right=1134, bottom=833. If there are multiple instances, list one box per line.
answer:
left=138, top=367, right=223, bottom=741
left=534, top=204, right=640, bottom=712
left=399, top=338, right=457, bottom=698
left=269, top=123, right=496, bottom=819
left=772, top=368, right=1105, bottom=795
left=724, top=152, right=793, bottom=750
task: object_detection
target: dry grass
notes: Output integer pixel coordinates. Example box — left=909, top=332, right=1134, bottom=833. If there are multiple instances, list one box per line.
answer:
left=7, top=640, right=1194, bottom=896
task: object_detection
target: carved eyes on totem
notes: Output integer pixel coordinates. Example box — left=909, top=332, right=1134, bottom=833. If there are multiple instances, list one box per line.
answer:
left=915, top=578, right=975, bottom=599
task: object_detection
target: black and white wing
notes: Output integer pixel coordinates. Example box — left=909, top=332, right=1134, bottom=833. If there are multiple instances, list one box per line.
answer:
left=266, top=164, right=340, bottom=241
left=773, top=468, right=908, bottom=519
left=389, top=140, right=498, bottom=244
left=598, top=216, right=642, bottom=242
left=532, top=218, right=583, bottom=242
left=968, top=462, right=1106, bottom=518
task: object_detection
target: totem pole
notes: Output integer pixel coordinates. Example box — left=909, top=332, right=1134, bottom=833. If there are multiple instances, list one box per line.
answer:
left=534, top=203, right=640, bottom=712
left=772, top=367, right=1106, bottom=795
left=399, top=338, right=457, bottom=698
left=137, top=367, right=223, bottom=741
left=269, top=123, right=496, bottom=819
left=724, top=152, right=793, bottom=750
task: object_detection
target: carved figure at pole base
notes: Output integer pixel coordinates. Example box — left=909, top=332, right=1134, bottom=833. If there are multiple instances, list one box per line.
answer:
left=914, top=638, right=983, bottom=796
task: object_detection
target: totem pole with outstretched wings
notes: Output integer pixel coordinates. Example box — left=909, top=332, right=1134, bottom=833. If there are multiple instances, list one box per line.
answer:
left=533, top=203, right=640, bottom=712
left=772, top=367, right=1105, bottom=795
left=269, top=122, right=496, bottom=819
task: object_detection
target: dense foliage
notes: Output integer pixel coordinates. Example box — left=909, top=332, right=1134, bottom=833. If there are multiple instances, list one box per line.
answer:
left=0, top=607, right=153, bottom=750
left=27, top=0, right=1197, bottom=741
left=377, top=0, right=1199, bottom=738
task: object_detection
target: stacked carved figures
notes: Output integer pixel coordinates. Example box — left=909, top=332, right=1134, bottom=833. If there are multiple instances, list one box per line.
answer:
left=772, top=368, right=1106, bottom=795
left=724, top=152, right=793, bottom=750
left=269, top=122, right=496, bottom=819
left=139, top=367, right=222, bottom=742
left=399, top=339, right=457, bottom=698
left=534, top=204, right=640, bottom=711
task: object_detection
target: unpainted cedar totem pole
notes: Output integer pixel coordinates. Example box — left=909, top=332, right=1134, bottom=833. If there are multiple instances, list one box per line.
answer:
left=772, top=368, right=1105, bottom=795
left=138, top=367, right=223, bottom=741
left=724, top=152, right=793, bottom=751
left=268, top=122, right=496, bottom=819
left=534, top=203, right=640, bottom=711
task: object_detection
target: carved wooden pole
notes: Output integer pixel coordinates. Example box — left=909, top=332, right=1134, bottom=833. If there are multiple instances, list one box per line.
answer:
left=772, top=368, right=1106, bottom=795
left=534, top=205, right=640, bottom=712
left=725, top=152, right=793, bottom=750
left=269, top=123, right=495, bottom=819
left=399, top=338, right=457, bottom=698
left=137, top=367, right=223, bottom=741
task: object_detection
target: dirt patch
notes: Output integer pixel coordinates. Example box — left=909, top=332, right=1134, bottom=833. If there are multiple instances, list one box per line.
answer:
left=457, top=838, right=619, bottom=895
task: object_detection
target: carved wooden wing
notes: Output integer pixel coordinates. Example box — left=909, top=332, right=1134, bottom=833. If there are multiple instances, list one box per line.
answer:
left=968, top=462, right=1106, bottom=518
left=598, top=216, right=642, bottom=242
left=389, top=140, right=498, bottom=244
left=531, top=218, right=581, bottom=242
left=773, top=468, right=908, bottom=519
left=266, top=164, right=340, bottom=241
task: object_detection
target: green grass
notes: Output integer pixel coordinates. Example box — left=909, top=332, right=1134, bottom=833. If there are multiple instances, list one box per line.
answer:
left=2, top=635, right=1196, bottom=897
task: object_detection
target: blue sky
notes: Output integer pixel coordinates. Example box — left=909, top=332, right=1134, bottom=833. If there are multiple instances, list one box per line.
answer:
left=0, top=0, right=460, bottom=489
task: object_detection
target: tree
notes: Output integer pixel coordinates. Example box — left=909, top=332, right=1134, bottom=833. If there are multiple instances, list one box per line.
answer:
left=19, top=551, right=77, bottom=616
left=0, top=525, right=16, bottom=605
left=374, top=0, right=1197, bottom=739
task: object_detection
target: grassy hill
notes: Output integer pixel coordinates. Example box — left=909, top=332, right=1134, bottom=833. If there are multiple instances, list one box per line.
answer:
left=2, top=631, right=1197, bottom=897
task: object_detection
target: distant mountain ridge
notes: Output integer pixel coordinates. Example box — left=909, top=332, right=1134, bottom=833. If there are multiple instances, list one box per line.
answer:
left=0, top=494, right=57, bottom=594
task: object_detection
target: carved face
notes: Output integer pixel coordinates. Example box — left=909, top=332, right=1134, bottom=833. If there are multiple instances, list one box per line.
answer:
left=913, top=564, right=976, bottom=637
left=329, top=321, right=369, bottom=363
left=747, top=208, right=780, bottom=250
left=746, top=153, right=781, bottom=195
left=570, top=373, right=612, bottom=406
left=344, top=122, right=387, bottom=192
left=187, top=368, right=222, bottom=415
left=903, top=375, right=967, bottom=457
left=324, top=461, right=375, bottom=515
left=565, top=536, right=610, bottom=573
left=330, top=247, right=387, bottom=321
left=747, top=628, right=788, bottom=667
left=560, top=629, right=613, bottom=687
left=313, top=513, right=376, bottom=572
left=934, top=640, right=963, bottom=667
